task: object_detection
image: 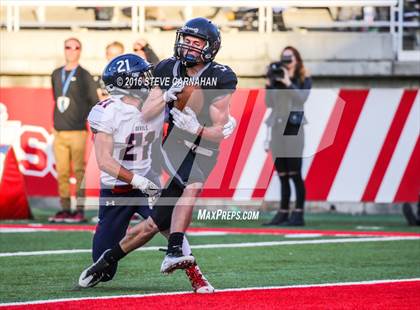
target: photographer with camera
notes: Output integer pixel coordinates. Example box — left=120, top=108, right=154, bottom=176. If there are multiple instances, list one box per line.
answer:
left=263, top=46, right=312, bottom=226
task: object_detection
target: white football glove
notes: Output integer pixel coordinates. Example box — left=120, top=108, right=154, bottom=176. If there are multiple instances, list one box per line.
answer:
left=131, top=174, right=160, bottom=198
left=163, top=80, right=184, bottom=103
left=147, top=192, right=161, bottom=208
left=222, top=115, right=237, bottom=139
left=170, top=107, right=201, bottom=135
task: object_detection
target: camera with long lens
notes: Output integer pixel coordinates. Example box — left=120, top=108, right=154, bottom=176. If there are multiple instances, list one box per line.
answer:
left=268, top=54, right=293, bottom=83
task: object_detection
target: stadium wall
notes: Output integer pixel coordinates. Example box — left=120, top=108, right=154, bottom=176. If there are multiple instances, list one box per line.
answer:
left=0, top=87, right=418, bottom=204
left=1, top=30, right=419, bottom=77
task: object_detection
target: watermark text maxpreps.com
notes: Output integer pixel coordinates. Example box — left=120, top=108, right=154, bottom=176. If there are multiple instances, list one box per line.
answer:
left=197, top=209, right=259, bottom=221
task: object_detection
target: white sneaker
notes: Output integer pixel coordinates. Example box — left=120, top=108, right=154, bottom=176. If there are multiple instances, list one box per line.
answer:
left=160, top=254, right=195, bottom=274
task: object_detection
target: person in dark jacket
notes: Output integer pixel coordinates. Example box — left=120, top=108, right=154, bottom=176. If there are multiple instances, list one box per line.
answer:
left=263, top=46, right=312, bottom=226
left=49, top=37, right=98, bottom=223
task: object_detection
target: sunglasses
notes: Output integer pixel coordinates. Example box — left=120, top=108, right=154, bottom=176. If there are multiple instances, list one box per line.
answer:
left=133, top=48, right=144, bottom=52
left=65, top=46, right=81, bottom=50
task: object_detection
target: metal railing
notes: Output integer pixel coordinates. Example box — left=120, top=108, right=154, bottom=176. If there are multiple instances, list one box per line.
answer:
left=1, top=0, right=418, bottom=61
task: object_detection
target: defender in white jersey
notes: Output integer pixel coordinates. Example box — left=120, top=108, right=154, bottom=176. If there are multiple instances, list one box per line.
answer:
left=79, top=54, right=214, bottom=293
left=88, top=94, right=164, bottom=188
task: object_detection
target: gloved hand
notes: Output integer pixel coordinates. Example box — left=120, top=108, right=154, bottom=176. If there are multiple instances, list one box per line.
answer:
left=163, top=80, right=184, bottom=103
left=170, top=107, right=201, bottom=135
left=222, top=115, right=237, bottom=139
left=131, top=174, right=161, bottom=198
left=147, top=192, right=161, bottom=207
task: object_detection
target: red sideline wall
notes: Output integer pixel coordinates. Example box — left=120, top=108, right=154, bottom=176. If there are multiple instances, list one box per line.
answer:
left=0, top=87, right=419, bottom=202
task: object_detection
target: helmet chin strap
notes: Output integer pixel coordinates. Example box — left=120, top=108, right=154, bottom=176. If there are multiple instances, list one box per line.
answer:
left=108, top=86, right=149, bottom=101
left=182, top=54, right=199, bottom=67
left=179, top=42, right=206, bottom=67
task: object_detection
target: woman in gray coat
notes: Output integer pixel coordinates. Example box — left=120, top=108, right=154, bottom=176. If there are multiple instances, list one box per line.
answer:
left=263, top=46, right=312, bottom=226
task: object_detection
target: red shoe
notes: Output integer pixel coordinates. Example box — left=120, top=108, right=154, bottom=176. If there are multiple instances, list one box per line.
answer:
left=48, top=211, right=72, bottom=223
left=65, top=211, right=87, bottom=223
left=130, top=213, right=142, bottom=223
left=185, top=262, right=215, bottom=293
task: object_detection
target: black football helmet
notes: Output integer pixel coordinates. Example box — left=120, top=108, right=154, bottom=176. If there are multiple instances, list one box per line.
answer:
left=102, top=53, right=153, bottom=100
left=174, top=17, right=221, bottom=67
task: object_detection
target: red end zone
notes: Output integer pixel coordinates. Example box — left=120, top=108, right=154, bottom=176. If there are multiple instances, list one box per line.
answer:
left=1, top=280, right=419, bottom=309
left=1, top=224, right=420, bottom=237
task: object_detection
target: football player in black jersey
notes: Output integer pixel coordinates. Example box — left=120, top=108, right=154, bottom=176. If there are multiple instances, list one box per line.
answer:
left=126, top=17, right=238, bottom=273
left=78, top=18, right=238, bottom=292
left=144, top=17, right=238, bottom=273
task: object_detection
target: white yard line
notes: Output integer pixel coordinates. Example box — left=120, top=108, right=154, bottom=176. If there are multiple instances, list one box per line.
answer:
left=1, top=277, right=419, bottom=307
left=1, top=236, right=419, bottom=258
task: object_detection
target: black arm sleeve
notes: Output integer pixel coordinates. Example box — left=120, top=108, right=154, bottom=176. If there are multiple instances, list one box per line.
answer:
left=152, top=58, right=174, bottom=90
left=210, top=65, right=237, bottom=103
left=217, top=69, right=237, bottom=93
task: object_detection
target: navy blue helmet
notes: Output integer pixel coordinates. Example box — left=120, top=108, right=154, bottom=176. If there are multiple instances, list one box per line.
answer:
left=174, top=17, right=221, bottom=67
left=102, top=53, right=153, bottom=100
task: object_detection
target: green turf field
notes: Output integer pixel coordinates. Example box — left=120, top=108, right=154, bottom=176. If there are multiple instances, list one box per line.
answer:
left=4, top=206, right=420, bottom=232
left=1, top=210, right=419, bottom=304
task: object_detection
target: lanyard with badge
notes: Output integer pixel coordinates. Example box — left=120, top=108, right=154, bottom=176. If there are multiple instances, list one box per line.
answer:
left=57, top=66, right=77, bottom=113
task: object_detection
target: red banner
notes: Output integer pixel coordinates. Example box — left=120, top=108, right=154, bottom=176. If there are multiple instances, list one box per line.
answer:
left=1, top=87, right=419, bottom=202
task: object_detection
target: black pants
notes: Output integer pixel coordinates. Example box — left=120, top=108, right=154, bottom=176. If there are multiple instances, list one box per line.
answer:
left=93, top=189, right=151, bottom=281
left=92, top=170, right=159, bottom=281
left=151, top=137, right=218, bottom=231
left=270, top=121, right=305, bottom=211
left=272, top=157, right=305, bottom=211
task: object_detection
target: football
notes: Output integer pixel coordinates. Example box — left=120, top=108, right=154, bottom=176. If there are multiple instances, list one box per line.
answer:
left=174, top=85, right=204, bottom=114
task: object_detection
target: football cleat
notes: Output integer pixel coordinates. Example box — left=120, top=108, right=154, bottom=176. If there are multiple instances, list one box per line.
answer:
left=48, top=210, right=72, bottom=223
left=402, top=203, right=418, bottom=226
left=262, top=211, right=289, bottom=226
left=160, top=253, right=195, bottom=274
left=64, top=211, right=87, bottom=223
left=78, top=250, right=111, bottom=288
left=78, top=268, right=104, bottom=288
left=185, top=263, right=215, bottom=293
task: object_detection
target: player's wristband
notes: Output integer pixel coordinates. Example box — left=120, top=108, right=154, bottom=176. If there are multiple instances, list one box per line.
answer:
left=130, top=174, right=146, bottom=189
left=196, top=125, right=204, bottom=136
